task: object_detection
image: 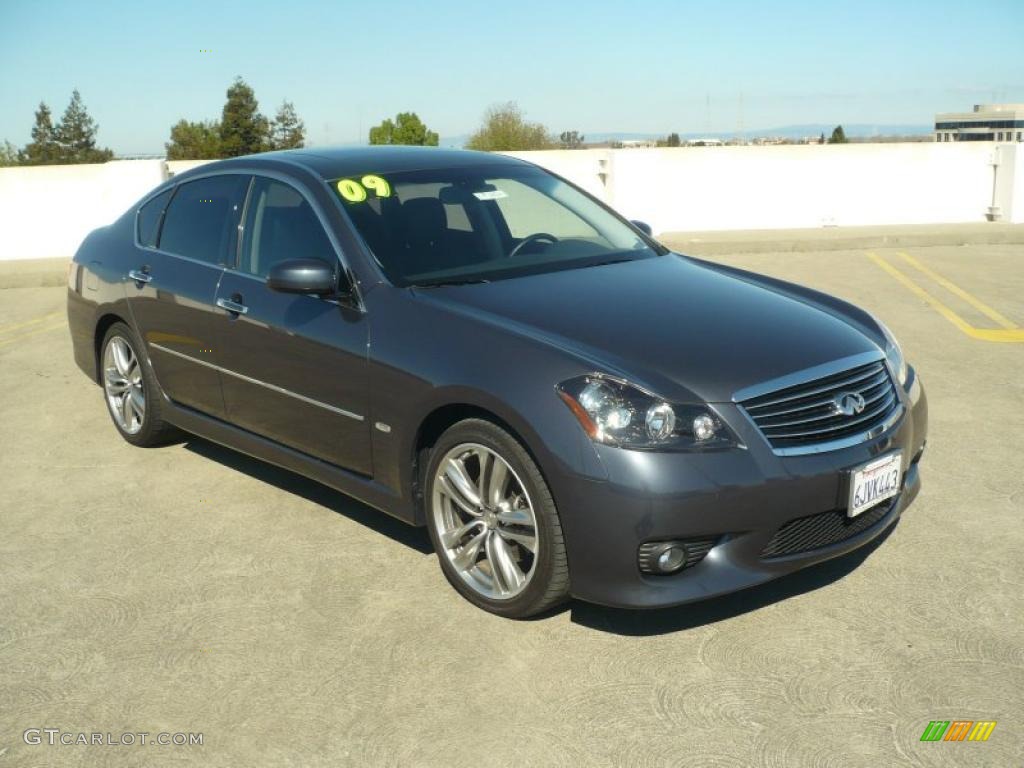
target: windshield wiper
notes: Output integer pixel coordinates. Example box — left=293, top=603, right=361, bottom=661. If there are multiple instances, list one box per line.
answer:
left=583, top=257, right=635, bottom=269
left=413, top=278, right=491, bottom=288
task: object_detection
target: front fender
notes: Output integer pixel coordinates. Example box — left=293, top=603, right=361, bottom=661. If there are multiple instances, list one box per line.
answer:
left=363, top=287, right=610, bottom=523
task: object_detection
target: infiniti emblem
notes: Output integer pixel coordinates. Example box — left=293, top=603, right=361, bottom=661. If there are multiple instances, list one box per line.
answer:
left=833, top=392, right=867, bottom=416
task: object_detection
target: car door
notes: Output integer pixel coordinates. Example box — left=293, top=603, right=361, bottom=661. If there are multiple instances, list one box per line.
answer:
left=126, top=174, right=250, bottom=418
left=212, top=175, right=372, bottom=474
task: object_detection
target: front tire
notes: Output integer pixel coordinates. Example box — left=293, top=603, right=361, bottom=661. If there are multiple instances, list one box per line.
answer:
left=424, top=419, right=569, bottom=618
left=100, top=322, right=179, bottom=447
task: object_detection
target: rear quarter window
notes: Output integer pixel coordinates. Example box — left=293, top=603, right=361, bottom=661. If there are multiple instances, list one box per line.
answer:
left=136, top=188, right=172, bottom=248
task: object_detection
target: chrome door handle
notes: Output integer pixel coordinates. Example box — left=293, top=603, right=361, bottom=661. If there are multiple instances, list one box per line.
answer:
left=128, top=269, right=152, bottom=284
left=216, top=297, right=248, bottom=315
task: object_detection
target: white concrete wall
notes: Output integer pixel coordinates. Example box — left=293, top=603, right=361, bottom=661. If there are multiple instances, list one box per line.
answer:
left=0, top=160, right=166, bottom=261
left=0, top=144, right=1020, bottom=262
left=508, top=144, right=1014, bottom=233
left=994, top=143, right=1022, bottom=223
left=166, top=159, right=214, bottom=176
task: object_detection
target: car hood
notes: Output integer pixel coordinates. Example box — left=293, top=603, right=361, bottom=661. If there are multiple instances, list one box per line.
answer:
left=415, top=255, right=880, bottom=403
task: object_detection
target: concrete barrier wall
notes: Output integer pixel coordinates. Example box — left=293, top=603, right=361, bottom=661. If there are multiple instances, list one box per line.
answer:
left=166, top=159, right=214, bottom=176
left=0, top=160, right=166, bottom=261
left=507, top=144, right=1016, bottom=234
left=1, top=144, right=1020, bottom=262
left=1000, top=144, right=1023, bottom=223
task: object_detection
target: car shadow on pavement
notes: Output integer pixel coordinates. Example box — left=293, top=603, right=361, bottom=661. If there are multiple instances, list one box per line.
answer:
left=568, top=522, right=898, bottom=636
left=183, top=438, right=434, bottom=555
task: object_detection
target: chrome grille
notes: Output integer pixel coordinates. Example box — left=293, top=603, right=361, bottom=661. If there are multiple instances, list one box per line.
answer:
left=740, top=360, right=901, bottom=452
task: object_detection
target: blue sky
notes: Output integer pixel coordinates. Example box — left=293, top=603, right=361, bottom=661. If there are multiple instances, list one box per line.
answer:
left=1, top=0, right=1022, bottom=154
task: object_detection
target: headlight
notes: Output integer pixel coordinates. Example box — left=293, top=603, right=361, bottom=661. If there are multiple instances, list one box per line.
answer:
left=556, top=375, right=735, bottom=450
left=873, top=316, right=908, bottom=387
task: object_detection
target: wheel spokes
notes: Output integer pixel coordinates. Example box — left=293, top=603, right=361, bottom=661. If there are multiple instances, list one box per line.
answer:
left=474, top=448, right=492, bottom=501
left=441, top=518, right=484, bottom=549
left=120, top=391, right=133, bottom=427
left=496, top=506, right=532, bottom=526
left=439, top=475, right=481, bottom=519
left=128, top=390, right=145, bottom=422
left=104, top=368, right=130, bottom=394
left=487, top=456, right=509, bottom=507
left=486, top=531, right=525, bottom=595
left=497, top=528, right=537, bottom=554
left=444, top=457, right=482, bottom=509
left=452, top=529, right=488, bottom=571
left=111, top=338, right=133, bottom=377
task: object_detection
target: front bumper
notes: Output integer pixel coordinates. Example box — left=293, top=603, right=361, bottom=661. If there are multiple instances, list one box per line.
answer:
left=555, top=367, right=928, bottom=609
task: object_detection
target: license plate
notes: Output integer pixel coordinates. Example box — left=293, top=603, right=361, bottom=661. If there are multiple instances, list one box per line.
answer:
left=848, top=453, right=902, bottom=517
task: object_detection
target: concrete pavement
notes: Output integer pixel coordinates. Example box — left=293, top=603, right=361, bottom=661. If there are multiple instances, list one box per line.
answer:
left=1, top=244, right=1022, bottom=766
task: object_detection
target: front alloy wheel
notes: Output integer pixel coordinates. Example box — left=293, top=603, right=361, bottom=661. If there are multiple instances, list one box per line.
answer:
left=433, top=443, right=539, bottom=599
left=424, top=419, right=569, bottom=618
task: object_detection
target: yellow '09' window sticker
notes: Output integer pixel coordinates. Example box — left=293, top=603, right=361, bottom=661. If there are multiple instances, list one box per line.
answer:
left=337, top=175, right=391, bottom=202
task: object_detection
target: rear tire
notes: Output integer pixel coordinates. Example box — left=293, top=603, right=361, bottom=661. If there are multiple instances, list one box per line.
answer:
left=100, top=322, right=179, bottom=447
left=424, top=418, right=570, bottom=618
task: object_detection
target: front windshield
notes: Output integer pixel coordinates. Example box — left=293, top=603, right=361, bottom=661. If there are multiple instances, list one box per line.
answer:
left=329, top=164, right=665, bottom=286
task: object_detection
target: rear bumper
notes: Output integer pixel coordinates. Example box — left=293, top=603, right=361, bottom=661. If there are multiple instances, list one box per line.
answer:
left=555, top=368, right=928, bottom=609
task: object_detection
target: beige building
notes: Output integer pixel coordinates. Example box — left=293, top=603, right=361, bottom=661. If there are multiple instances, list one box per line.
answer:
left=935, top=103, right=1024, bottom=143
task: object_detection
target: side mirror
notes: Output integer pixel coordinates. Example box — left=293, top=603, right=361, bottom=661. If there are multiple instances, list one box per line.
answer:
left=267, top=258, right=337, bottom=295
left=631, top=220, right=653, bottom=236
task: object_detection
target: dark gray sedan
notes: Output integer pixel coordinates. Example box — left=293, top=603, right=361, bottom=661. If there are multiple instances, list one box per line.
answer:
left=67, top=147, right=928, bottom=617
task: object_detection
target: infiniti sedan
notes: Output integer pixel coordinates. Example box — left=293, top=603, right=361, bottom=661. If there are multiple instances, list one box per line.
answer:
left=67, top=147, right=927, bottom=617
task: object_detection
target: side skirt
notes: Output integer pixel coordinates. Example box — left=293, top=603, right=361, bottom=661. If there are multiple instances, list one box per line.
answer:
left=163, top=396, right=419, bottom=526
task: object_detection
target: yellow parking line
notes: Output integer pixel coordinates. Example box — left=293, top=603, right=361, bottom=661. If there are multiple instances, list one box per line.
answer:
left=0, top=322, right=66, bottom=348
left=897, top=252, right=1017, bottom=329
left=0, top=311, right=63, bottom=335
left=867, top=253, right=1024, bottom=343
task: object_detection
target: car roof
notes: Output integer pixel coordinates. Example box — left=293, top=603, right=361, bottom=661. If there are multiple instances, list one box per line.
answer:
left=208, top=145, right=532, bottom=180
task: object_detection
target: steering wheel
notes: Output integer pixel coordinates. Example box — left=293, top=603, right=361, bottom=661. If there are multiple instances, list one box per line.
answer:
left=508, top=232, right=559, bottom=259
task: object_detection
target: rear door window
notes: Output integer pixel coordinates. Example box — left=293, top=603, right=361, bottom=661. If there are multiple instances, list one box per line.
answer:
left=159, top=175, right=250, bottom=265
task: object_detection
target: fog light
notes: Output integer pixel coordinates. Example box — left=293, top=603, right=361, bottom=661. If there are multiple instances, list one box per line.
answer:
left=657, top=546, right=687, bottom=572
left=639, top=541, right=688, bottom=574
left=639, top=538, right=719, bottom=575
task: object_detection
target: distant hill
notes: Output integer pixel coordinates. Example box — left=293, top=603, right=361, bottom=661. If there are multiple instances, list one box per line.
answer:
left=438, top=124, right=932, bottom=148
left=754, top=124, right=932, bottom=139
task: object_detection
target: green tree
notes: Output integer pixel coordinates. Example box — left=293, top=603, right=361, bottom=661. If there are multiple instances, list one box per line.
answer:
left=369, top=111, right=439, bottom=146
left=20, top=102, right=60, bottom=165
left=166, top=119, right=222, bottom=159
left=53, top=89, right=113, bottom=163
left=828, top=125, right=848, bottom=144
left=666, top=132, right=681, bottom=147
left=268, top=101, right=305, bottom=150
left=819, top=132, right=826, bottom=144
left=466, top=102, right=553, bottom=151
left=0, top=140, right=19, bottom=166
left=559, top=130, right=585, bottom=149
left=219, top=77, right=268, bottom=157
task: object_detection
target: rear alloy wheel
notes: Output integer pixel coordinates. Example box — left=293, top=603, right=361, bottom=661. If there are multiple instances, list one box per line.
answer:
left=100, top=322, right=179, bottom=447
left=103, top=335, right=145, bottom=434
left=425, top=419, right=569, bottom=617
